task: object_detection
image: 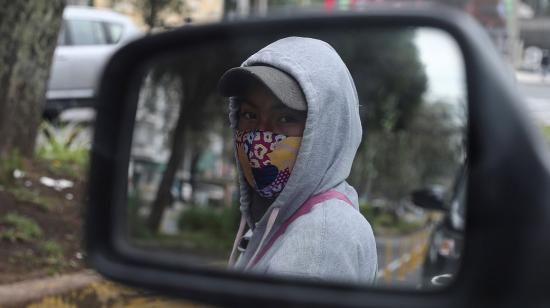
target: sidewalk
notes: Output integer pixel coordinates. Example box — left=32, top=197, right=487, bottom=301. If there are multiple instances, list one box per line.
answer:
left=0, top=270, right=101, bottom=307
left=516, top=70, right=550, bottom=86
left=0, top=270, right=205, bottom=307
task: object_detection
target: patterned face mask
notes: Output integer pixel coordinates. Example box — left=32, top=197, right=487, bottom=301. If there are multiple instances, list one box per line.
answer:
left=235, top=130, right=302, bottom=199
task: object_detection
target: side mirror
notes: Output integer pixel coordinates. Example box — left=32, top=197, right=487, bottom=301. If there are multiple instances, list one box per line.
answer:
left=411, top=187, right=447, bottom=211
left=85, top=7, right=550, bottom=308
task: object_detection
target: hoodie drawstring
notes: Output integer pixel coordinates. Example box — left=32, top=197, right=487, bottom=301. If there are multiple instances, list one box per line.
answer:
left=228, top=208, right=280, bottom=268
left=228, top=215, right=246, bottom=267
left=244, top=207, right=280, bottom=269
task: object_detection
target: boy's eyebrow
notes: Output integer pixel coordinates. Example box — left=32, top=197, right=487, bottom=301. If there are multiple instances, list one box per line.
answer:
left=271, top=103, right=307, bottom=114
left=238, top=99, right=257, bottom=108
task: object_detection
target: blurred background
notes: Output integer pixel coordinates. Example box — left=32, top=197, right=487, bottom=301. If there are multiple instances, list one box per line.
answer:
left=0, top=0, right=548, bottom=306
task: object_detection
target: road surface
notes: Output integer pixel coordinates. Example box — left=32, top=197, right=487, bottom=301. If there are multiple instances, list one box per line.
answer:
left=517, top=72, right=550, bottom=126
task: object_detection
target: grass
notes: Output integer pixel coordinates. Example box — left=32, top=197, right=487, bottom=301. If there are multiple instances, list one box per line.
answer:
left=0, top=213, right=43, bottom=243
left=40, top=240, right=65, bottom=269
left=8, top=186, right=55, bottom=211
left=133, top=231, right=234, bottom=256
left=35, top=121, right=90, bottom=179
left=128, top=200, right=239, bottom=257
left=6, top=240, right=66, bottom=271
left=40, top=240, right=64, bottom=258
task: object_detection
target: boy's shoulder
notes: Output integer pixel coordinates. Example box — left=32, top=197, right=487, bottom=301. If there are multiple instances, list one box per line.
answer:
left=287, top=198, right=374, bottom=241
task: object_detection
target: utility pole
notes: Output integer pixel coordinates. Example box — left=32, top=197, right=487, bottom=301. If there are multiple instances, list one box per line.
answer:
left=504, top=0, right=522, bottom=67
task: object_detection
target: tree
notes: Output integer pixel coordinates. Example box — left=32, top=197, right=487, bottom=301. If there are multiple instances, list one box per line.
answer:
left=136, top=0, right=189, bottom=30
left=0, top=1, right=66, bottom=160
left=146, top=43, right=238, bottom=231
left=316, top=29, right=431, bottom=200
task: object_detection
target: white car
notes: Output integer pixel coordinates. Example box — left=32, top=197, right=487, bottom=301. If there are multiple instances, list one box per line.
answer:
left=45, top=6, right=141, bottom=118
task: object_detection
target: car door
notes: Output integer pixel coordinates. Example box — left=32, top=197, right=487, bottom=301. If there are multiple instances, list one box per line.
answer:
left=47, top=20, right=73, bottom=100
left=49, top=18, right=116, bottom=100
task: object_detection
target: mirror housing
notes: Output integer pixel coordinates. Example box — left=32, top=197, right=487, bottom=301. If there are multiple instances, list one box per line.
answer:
left=85, top=6, right=550, bottom=307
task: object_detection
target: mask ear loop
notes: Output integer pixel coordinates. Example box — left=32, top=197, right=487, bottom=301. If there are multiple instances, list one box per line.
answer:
left=228, top=215, right=247, bottom=267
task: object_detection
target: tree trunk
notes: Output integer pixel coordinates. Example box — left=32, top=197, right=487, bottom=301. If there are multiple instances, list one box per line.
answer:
left=146, top=0, right=158, bottom=30
left=0, top=1, right=65, bottom=159
left=147, top=64, right=211, bottom=232
left=147, top=104, right=188, bottom=232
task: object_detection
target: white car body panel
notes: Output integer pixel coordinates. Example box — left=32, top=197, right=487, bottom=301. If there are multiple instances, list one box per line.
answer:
left=46, top=6, right=142, bottom=103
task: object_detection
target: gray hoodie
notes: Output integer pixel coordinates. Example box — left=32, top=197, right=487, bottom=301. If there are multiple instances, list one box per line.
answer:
left=228, top=37, right=377, bottom=284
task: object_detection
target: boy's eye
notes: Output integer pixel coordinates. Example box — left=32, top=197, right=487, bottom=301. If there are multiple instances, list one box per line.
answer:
left=279, top=116, right=295, bottom=123
left=241, top=111, right=256, bottom=120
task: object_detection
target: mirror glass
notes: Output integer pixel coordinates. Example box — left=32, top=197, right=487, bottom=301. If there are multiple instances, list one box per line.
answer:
left=126, top=26, right=466, bottom=289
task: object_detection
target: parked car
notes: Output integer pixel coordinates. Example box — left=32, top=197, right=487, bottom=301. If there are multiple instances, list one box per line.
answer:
left=411, top=167, right=467, bottom=288
left=45, top=6, right=141, bottom=118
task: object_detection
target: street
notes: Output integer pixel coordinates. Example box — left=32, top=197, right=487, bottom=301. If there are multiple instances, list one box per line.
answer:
left=517, top=71, right=550, bottom=125
left=375, top=229, right=431, bottom=289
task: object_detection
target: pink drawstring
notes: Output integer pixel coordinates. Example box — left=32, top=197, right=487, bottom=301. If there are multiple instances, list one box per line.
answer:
left=245, top=207, right=280, bottom=269
left=228, top=215, right=247, bottom=267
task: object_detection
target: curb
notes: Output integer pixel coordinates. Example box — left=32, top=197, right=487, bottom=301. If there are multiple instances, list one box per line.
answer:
left=0, top=270, right=101, bottom=306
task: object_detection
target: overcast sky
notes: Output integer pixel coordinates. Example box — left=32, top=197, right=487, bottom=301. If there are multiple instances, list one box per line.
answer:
left=414, top=28, right=466, bottom=104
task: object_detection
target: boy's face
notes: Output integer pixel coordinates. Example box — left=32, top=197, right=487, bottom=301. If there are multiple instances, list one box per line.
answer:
left=237, top=83, right=307, bottom=137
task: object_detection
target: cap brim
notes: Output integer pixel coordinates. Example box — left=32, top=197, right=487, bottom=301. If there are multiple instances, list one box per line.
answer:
left=218, top=66, right=307, bottom=111
left=218, top=67, right=260, bottom=97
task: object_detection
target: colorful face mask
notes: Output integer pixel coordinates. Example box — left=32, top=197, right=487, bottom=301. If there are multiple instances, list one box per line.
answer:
left=235, top=130, right=302, bottom=199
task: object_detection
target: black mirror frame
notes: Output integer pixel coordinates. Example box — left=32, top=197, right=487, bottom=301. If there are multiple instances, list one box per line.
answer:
left=86, top=6, right=550, bottom=308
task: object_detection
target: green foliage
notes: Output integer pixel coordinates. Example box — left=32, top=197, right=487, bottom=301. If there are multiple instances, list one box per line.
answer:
left=360, top=203, right=425, bottom=235
left=0, top=213, right=43, bottom=242
left=128, top=190, right=153, bottom=239
left=178, top=204, right=240, bottom=238
left=155, top=231, right=234, bottom=253
left=8, top=186, right=55, bottom=211
left=169, top=204, right=241, bottom=254
left=350, top=101, right=464, bottom=202
left=39, top=240, right=65, bottom=270
left=35, top=121, right=89, bottom=178
left=129, top=201, right=240, bottom=254
left=40, top=240, right=63, bottom=258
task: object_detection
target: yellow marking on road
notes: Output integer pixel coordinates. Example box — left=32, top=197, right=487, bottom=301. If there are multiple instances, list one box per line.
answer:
left=384, top=240, right=393, bottom=283
left=377, top=228, right=431, bottom=285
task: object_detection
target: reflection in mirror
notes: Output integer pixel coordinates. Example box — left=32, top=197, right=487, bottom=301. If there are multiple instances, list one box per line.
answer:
left=127, top=27, right=466, bottom=289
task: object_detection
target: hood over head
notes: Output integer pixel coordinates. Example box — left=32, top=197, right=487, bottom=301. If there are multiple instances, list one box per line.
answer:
left=227, top=36, right=362, bottom=237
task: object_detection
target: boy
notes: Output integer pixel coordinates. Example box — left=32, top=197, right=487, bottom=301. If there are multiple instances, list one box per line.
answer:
left=219, top=37, right=377, bottom=283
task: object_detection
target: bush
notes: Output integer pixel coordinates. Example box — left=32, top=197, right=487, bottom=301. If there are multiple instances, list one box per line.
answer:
left=35, top=121, right=90, bottom=178
left=360, top=202, right=423, bottom=235
left=0, top=213, right=43, bottom=242
left=178, top=204, right=240, bottom=238
left=128, top=190, right=152, bottom=239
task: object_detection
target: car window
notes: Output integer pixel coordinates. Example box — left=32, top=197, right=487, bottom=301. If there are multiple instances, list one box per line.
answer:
left=57, top=23, right=67, bottom=46
left=104, top=22, right=124, bottom=44
left=67, top=19, right=108, bottom=45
